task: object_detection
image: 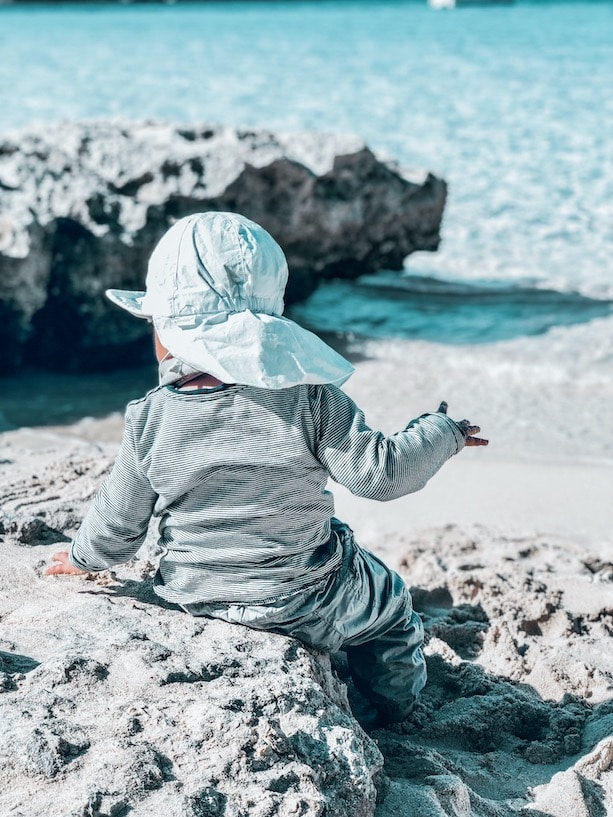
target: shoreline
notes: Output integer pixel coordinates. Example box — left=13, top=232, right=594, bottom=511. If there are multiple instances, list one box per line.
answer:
left=2, top=422, right=612, bottom=545
left=2, top=311, right=613, bottom=460
left=2, top=320, right=612, bottom=551
left=335, top=457, right=613, bottom=559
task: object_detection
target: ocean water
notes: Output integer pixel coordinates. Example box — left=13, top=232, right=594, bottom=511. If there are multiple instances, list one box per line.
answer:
left=0, top=0, right=612, bottom=434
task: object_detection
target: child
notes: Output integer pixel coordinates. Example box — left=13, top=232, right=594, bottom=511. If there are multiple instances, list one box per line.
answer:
left=47, top=211, right=487, bottom=726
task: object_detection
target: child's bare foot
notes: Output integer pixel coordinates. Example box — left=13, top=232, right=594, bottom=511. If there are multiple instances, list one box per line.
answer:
left=45, top=550, right=88, bottom=576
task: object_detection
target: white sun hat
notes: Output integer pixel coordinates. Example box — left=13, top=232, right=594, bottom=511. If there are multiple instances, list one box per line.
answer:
left=105, top=211, right=354, bottom=389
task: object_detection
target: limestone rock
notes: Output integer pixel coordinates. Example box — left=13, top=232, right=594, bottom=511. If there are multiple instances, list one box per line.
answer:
left=1, top=439, right=612, bottom=816
left=0, top=443, right=384, bottom=816
left=0, top=599, right=384, bottom=817
left=0, top=120, right=446, bottom=372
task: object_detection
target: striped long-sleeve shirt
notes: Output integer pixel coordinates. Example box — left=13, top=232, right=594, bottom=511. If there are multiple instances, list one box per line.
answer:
left=70, top=383, right=465, bottom=604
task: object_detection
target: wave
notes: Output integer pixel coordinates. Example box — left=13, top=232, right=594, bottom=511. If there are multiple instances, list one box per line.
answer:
left=287, top=273, right=613, bottom=345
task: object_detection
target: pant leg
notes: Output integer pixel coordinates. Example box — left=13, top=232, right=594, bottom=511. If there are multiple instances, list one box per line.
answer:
left=185, top=521, right=425, bottom=720
left=337, top=538, right=426, bottom=720
left=344, top=609, right=425, bottom=721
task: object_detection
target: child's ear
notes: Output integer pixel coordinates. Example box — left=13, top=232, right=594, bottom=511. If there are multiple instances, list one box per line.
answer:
left=154, top=331, right=171, bottom=363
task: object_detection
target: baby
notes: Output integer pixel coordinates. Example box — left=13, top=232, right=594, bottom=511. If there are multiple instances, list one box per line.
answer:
left=47, top=211, right=487, bottom=726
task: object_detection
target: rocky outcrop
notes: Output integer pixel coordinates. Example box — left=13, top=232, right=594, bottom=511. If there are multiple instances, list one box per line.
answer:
left=1, top=603, right=384, bottom=817
left=2, top=436, right=612, bottom=817
left=0, top=120, right=446, bottom=372
left=0, top=443, right=384, bottom=817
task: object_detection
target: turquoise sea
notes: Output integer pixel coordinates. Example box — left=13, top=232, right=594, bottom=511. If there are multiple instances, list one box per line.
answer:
left=0, top=0, right=612, bottom=426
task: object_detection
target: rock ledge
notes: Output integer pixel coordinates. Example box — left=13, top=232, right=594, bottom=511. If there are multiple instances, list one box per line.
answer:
left=0, top=120, right=446, bottom=371
left=0, top=443, right=384, bottom=817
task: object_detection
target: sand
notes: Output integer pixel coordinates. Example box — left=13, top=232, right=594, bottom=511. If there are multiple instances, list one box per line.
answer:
left=0, top=333, right=612, bottom=816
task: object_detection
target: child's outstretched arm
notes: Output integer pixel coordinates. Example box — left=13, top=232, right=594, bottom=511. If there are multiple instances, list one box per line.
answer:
left=309, top=386, right=487, bottom=502
left=46, top=415, right=157, bottom=576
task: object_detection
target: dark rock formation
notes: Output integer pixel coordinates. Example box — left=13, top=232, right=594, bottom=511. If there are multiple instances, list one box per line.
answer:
left=0, top=120, right=446, bottom=372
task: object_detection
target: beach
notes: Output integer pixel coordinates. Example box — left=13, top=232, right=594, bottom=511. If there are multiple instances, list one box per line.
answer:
left=1, top=328, right=612, bottom=816
left=1, top=0, right=612, bottom=812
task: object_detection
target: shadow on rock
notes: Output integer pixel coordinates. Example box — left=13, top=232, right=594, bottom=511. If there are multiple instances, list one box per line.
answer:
left=3, top=516, right=71, bottom=547
left=412, top=584, right=490, bottom=660
left=0, top=589, right=383, bottom=817
left=0, top=650, right=41, bottom=692
left=80, top=575, right=181, bottom=612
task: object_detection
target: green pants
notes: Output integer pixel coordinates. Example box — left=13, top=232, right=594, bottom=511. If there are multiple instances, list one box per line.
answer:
left=184, top=520, right=425, bottom=722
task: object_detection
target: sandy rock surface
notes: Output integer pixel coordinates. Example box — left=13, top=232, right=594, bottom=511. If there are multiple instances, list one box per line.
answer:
left=0, top=120, right=446, bottom=371
left=379, top=525, right=613, bottom=816
left=0, top=442, right=382, bottom=817
left=0, top=434, right=611, bottom=817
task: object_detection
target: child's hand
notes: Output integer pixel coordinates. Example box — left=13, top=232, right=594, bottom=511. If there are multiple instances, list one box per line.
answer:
left=437, top=401, right=488, bottom=447
left=45, top=550, right=89, bottom=576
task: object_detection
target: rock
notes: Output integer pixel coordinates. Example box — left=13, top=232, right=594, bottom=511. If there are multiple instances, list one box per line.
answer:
left=2, top=439, right=613, bottom=816
left=0, top=120, right=446, bottom=372
left=0, top=446, right=384, bottom=817
left=0, top=587, right=384, bottom=817
left=529, top=736, right=613, bottom=817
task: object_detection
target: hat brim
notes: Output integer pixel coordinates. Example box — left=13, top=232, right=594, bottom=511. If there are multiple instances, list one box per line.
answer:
left=154, top=310, right=354, bottom=390
left=105, top=289, right=150, bottom=318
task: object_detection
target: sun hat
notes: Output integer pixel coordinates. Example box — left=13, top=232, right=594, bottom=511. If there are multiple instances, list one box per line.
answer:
left=105, top=211, right=354, bottom=389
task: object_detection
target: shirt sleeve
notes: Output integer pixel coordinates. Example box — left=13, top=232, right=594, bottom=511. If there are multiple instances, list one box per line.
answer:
left=308, top=385, right=465, bottom=502
left=69, top=413, right=158, bottom=571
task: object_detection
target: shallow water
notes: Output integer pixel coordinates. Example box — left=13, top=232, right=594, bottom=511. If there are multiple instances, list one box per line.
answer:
left=288, top=273, right=613, bottom=344
left=0, top=365, right=159, bottom=431
left=1, top=0, right=612, bottom=429
left=1, top=0, right=611, bottom=299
